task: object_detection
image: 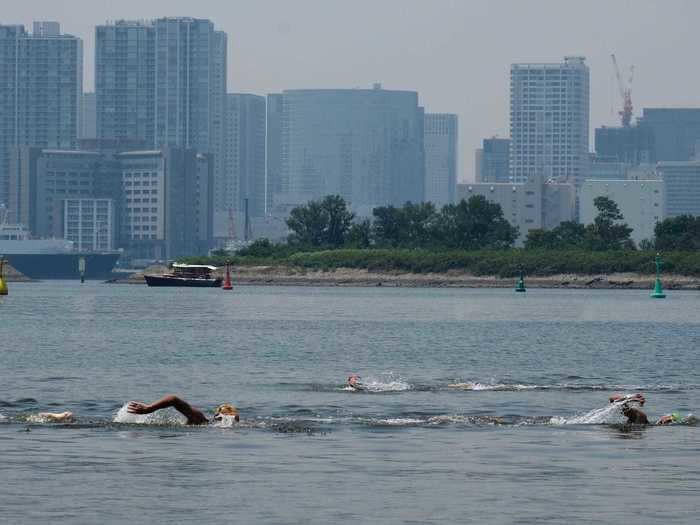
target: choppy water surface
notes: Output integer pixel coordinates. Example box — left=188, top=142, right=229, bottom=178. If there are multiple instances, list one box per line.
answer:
left=2, top=282, right=700, bottom=524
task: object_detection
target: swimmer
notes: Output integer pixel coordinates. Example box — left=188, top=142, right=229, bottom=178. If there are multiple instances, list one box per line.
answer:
left=29, top=411, right=74, bottom=423
left=609, top=393, right=684, bottom=425
left=127, top=395, right=239, bottom=425
left=346, top=374, right=365, bottom=391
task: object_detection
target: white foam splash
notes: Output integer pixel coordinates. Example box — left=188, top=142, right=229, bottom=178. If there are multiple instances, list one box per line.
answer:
left=211, top=414, right=239, bottom=428
left=448, top=382, right=536, bottom=391
left=357, top=373, right=412, bottom=392
left=0, top=413, right=5, bottom=421
left=113, top=403, right=187, bottom=425
left=550, top=402, right=627, bottom=425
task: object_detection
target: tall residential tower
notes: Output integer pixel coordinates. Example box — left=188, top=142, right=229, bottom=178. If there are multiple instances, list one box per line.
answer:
left=509, top=56, right=589, bottom=185
left=0, top=22, right=82, bottom=206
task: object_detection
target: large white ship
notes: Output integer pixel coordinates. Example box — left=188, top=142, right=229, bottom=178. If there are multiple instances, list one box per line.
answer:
left=0, top=213, right=120, bottom=280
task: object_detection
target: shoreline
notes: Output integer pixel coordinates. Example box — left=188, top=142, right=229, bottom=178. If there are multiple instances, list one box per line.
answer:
left=108, top=265, right=700, bottom=290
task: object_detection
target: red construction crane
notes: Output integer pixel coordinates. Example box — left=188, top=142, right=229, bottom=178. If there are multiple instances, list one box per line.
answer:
left=611, top=54, right=634, bottom=127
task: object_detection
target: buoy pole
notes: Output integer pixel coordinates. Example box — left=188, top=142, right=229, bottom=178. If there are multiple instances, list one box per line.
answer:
left=79, top=256, right=86, bottom=284
left=0, top=257, right=8, bottom=296
left=222, top=261, right=233, bottom=290
left=650, top=253, right=666, bottom=299
left=515, top=264, right=526, bottom=293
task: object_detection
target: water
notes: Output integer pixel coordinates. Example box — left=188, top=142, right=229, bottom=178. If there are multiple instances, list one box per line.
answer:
left=1, top=282, right=700, bottom=524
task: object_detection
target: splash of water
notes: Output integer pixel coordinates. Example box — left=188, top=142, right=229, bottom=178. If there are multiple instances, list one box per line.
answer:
left=356, top=372, right=412, bottom=392
left=113, top=403, right=187, bottom=425
left=550, top=402, right=628, bottom=425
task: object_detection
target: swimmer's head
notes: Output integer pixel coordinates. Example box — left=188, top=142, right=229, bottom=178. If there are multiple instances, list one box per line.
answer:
left=671, top=412, right=683, bottom=423
left=214, top=404, right=239, bottom=422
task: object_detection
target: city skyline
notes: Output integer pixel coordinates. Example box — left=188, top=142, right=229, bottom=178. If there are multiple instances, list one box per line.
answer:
left=5, top=0, right=700, bottom=180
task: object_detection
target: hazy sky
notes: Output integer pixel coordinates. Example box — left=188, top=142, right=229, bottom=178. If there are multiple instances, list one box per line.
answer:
left=4, top=0, right=700, bottom=180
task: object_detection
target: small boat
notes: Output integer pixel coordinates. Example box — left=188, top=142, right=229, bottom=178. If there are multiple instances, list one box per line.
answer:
left=144, top=263, right=222, bottom=287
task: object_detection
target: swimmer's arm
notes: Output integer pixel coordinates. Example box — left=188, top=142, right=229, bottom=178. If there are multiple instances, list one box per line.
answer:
left=127, top=395, right=208, bottom=425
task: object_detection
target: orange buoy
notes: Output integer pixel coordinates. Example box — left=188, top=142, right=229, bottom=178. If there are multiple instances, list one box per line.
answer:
left=222, top=262, right=233, bottom=290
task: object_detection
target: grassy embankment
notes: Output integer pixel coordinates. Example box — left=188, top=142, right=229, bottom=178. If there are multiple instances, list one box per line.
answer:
left=179, top=249, right=700, bottom=277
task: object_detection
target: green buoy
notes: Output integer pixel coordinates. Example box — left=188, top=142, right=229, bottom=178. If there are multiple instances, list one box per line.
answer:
left=650, top=253, right=666, bottom=299
left=515, top=264, right=526, bottom=293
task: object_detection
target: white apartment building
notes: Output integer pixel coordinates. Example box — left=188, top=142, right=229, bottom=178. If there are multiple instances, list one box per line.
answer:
left=579, top=179, right=664, bottom=244
left=62, top=198, right=114, bottom=251
left=510, top=56, right=589, bottom=186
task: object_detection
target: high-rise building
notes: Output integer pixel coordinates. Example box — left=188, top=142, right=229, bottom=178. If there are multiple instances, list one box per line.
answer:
left=79, top=93, right=97, bottom=139
left=424, top=113, right=457, bottom=206
left=0, top=22, right=82, bottom=206
left=266, top=94, right=284, bottom=215
left=226, top=94, right=266, bottom=218
left=637, top=109, right=700, bottom=162
left=594, top=125, right=654, bottom=165
left=510, top=56, right=589, bottom=185
left=657, top=161, right=700, bottom=218
left=275, top=85, right=424, bottom=215
left=476, top=137, right=510, bottom=183
left=95, top=18, right=226, bottom=212
left=95, top=21, right=154, bottom=143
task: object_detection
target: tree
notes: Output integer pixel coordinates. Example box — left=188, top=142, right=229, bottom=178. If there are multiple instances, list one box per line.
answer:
left=346, top=219, right=372, bottom=248
left=371, top=202, right=437, bottom=248
left=286, top=195, right=355, bottom=247
left=654, top=215, right=700, bottom=251
left=583, top=196, right=634, bottom=250
left=436, top=196, right=518, bottom=250
left=524, top=221, right=586, bottom=250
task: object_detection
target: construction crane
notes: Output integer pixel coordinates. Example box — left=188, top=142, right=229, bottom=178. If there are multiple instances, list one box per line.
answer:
left=611, top=54, right=634, bottom=127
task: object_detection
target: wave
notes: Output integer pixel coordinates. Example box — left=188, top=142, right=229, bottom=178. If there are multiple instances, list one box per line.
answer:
left=446, top=382, right=691, bottom=393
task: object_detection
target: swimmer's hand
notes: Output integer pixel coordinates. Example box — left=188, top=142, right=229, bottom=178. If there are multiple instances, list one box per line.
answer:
left=127, top=401, right=154, bottom=414
left=609, top=393, right=645, bottom=406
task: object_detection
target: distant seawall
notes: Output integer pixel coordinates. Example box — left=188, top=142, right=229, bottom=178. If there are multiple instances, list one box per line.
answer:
left=112, top=265, right=700, bottom=290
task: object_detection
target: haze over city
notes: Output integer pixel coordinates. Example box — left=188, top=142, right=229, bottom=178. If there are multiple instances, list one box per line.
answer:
left=5, top=0, right=699, bottom=180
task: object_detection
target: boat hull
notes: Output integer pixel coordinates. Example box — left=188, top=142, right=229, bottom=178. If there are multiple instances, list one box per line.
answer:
left=3, top=253, right=121, bottom=280
left=144, top=275, right=222, bottom=287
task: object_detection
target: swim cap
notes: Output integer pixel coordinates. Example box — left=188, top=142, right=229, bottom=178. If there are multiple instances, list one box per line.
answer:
left=215, top=404, right=239, bottom=417
left=671, top=412, right=683, bottom=422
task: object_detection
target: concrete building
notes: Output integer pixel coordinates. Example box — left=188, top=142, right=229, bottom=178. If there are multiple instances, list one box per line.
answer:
left=579, top=179, right=664, bottom=244
left=476, top=137, right=510, bottom=182
left=96, top=18, right=226, bottom=214
left=273, top=85, right=425, bottom=215
left=456, top=178, right=575, bottom=243
left=638, top=109, right=700, bottom=162
left=586, top=154, right=629, bottom=181
left=594, top=125, right=654, bottom=165
left=117, top=148, right=213, bottom=260
left=0, top=22, right=82, bottom=207
left=61, top=198, right=114, bottom=251
left=8, top=145, right=212, bottom=259
left=80, top=93, right=97, bottom=139
left=226, top=94, right=266, bottom=218
left=424, top=113, right=457, bottom=206
left=510, top=57, right=589, bottom=185
left=656, top=161, right=700, bottom=218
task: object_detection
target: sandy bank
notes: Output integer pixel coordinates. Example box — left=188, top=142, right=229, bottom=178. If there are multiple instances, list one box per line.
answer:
left=111, top=265, right=700, bottom=290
